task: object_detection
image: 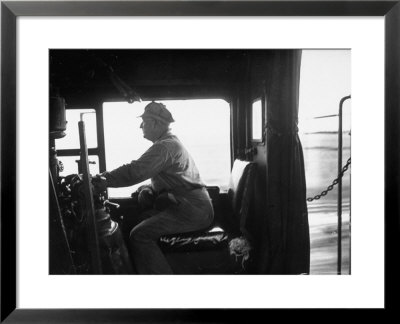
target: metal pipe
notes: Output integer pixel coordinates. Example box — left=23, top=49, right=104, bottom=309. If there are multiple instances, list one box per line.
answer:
left=313, top=114, right=338, bottom=119
left=349, top=169, right=352, bottom=275
left=337, top=95, right=351, bottom=275
left=78, top=120, right=102, bottom=274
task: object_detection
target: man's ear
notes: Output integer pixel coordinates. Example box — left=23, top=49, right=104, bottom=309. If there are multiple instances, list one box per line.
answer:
left=152, top=119, right=159, bottom=129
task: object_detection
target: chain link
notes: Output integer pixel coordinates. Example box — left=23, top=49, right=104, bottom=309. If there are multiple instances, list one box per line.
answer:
left=307, top=157, right=351, bottom=202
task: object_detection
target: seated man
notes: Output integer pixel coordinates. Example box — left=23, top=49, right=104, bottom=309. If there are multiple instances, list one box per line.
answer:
left=95, top=101, right=214, bottom=274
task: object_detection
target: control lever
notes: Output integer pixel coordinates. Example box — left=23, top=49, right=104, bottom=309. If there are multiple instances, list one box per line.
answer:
left=104, top=200, right=120, bottom=209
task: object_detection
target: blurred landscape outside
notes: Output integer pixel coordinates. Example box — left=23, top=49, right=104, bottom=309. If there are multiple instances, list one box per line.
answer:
left=299, top=50, right=351, bottom=274
left=56, top=49, right=350, bottom=275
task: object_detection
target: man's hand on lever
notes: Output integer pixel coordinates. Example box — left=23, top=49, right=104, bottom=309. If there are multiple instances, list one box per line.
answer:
left=91, top=174, right=107, bottom=195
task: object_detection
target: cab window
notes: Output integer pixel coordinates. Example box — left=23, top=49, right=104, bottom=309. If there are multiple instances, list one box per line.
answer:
left=103, top=99, right=231, bottom=198
left=251, top=99, right=263, bottom=142
left=55, top=108, right=99, bottom=176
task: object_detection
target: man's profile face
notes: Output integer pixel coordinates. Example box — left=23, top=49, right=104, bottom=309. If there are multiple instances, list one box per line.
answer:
left=140, top=117, right=157, bottom=141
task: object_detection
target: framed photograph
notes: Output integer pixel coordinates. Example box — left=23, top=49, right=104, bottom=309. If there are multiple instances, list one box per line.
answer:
left=1, top=0, right=399, bottom=321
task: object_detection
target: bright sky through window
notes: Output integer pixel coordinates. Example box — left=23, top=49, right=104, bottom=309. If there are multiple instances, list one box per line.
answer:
left=103, top=99, right=231, bottom=198
left=299, top=50, right=351, bottom=133
left=58, top=155, right=99, bottom=177
left=252, top=99, right=262, bottom=141
left=55, top=108, right=99, bottom=176
left=55, top=109, right=97, bottom=150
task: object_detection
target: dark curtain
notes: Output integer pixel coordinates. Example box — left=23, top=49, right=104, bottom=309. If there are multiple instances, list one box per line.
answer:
left=259, top=50, right=310, bottom=274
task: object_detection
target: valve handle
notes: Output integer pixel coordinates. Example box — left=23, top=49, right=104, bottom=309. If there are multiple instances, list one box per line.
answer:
left=104, top=200, right=120, bottom=209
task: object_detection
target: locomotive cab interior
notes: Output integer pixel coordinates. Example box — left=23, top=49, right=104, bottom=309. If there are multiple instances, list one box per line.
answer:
left=49, top=49, right=314, bottom=275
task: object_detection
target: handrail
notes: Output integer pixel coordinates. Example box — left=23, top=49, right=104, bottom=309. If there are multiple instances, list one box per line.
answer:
left=337, top=95, right=351, bottom=275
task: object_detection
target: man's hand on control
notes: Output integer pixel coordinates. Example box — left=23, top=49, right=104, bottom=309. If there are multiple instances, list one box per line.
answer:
left=91, top=174, right=107, bottom=194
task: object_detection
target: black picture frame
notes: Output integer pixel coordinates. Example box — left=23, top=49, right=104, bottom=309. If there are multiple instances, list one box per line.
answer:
left=1, top=0, right=399, bottom=322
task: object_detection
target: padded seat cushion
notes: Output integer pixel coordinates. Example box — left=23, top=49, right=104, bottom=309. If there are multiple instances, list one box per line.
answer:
left=159, top=227, right=229, bottom=253
left=162, top=231, right=253, bottom=274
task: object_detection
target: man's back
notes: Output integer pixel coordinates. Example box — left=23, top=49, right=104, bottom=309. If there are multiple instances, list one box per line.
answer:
left=151, top=132, right=205, bottom=193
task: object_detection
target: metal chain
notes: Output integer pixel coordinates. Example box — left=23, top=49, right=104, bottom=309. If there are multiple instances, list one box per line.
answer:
left=307, top=157, right=351, bottom=202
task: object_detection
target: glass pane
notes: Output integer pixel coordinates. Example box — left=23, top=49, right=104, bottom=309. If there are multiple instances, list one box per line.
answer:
left=58, top=155, right=99, bottom=177
left=103, top=99, right=231, bottom=198
left=55, top=109, right=97, bottom=149
left=252, top=99, right=262, bottom=141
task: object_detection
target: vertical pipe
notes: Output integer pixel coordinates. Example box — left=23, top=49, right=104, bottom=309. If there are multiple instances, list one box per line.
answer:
left=95, top=102, right=107, bottom=173
left=349, top=168, right=352, bottom=275
left=337, top=95, right=351, bottom=275
left=79, top=119, right=102, bottom=274
left=337, top=102, right=343, bottom=275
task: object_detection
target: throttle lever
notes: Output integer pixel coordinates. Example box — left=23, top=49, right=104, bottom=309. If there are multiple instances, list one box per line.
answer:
left=104, top=200, right=120, bottom=209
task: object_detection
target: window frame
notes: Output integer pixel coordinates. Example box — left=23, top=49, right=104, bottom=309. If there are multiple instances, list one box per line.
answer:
left=101, top=99, right=233, bottom=198
left=55, top=107, right=101, bottom=177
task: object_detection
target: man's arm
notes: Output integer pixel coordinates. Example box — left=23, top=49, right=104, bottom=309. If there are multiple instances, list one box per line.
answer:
left=101, top=143, right=172, bottom=188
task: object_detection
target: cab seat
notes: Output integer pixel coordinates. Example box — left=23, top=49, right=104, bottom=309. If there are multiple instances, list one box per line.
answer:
left=158, top=160, right=257, bottom=274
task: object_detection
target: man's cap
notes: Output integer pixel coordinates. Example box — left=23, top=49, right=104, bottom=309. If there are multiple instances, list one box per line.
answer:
left=139, top=101, right=175, bottom=124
